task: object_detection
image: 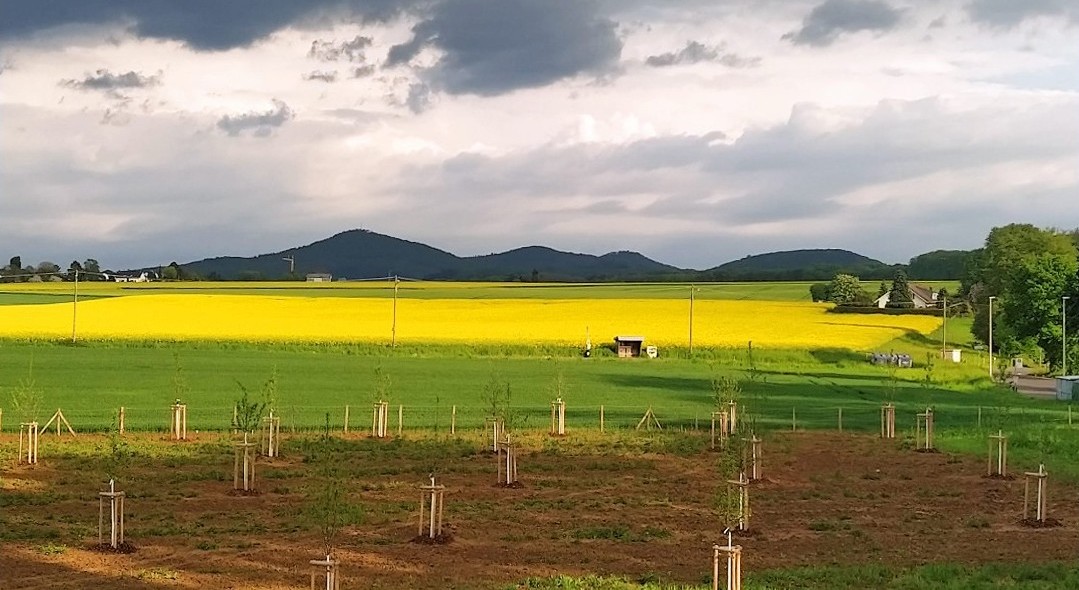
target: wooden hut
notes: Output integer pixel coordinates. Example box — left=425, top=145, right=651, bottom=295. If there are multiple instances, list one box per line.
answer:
left=614, top=336, right=645, bottom=358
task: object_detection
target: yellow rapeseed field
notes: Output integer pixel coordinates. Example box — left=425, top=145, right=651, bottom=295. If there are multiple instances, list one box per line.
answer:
left=0, top=294, right=940, bottom=350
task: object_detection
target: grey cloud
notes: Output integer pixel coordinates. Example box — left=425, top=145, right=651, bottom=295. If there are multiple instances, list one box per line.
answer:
left=308, top=35, right=373, bottom=61
left=645, top=41, right=760, bottom=68
left=61, top=69, right=160, bottom=91
left=966, top=0, right=1079, bottom=28
left=784, top=0, right=902, bottom=46
left=0, top=1, right=414, bottom=51
left=216, top=99, right=294, bottom=136
left=406, top=83, right=432, bottom=114
left=351, top=65, right=376, bottom=78
left=303, top=70, right=339, bottom=83
left=386, top=0, right=622, bottom=95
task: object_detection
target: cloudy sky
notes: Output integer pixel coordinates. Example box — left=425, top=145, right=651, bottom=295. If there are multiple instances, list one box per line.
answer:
left=1, top=0, right=1077, bottom=271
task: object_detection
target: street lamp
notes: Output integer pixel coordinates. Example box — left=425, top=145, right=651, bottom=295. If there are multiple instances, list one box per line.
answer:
left=988, top=296, right=996, bottom=379
left=1064, top=296, right=1071, bottom=375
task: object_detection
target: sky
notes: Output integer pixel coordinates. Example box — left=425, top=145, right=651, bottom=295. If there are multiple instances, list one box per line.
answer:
left=1, top=0, right=1077, bottom=271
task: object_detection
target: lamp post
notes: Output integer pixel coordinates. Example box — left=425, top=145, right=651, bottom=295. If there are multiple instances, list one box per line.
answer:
left=1064, top=296, right=1071, bottom=376
left=988, top=296, right=996, bottom=379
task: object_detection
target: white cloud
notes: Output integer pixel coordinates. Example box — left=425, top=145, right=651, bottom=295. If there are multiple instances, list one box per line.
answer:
left=0, top=0, right=1077, bottom=270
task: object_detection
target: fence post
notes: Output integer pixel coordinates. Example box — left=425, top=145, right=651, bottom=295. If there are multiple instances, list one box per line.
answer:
left=451, top=405, right=456, bottom=435
left=343, top=405, right=349, bottom=434
left=600, top=405, right=605, bottom=433
left=118, top=407, right=125, bottom=434
left=837, top=407, right=842, bottom=432
left=398, top=405, right=403, bottom=436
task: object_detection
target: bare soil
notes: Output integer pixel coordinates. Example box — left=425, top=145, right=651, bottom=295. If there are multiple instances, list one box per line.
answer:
left=3, top=431, right=1079, bottom=589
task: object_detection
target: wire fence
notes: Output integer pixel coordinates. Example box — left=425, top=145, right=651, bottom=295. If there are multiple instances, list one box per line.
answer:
left=3, top=400, right=1075, bottom=436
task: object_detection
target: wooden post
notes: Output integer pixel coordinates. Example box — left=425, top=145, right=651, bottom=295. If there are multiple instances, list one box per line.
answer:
left=233, top=432, right=257, bottom=492
left=398, top=404, right=403, bottom=436
left=171, top=402, right=187, bottom=441
left=916, top=408, right=934, bottom=451
left=713, top=538, right=743, bottom=590
left=988, top=430, right=1007, bottom=477
left=549, top=397, right=566, bottom=436
left=726, top=472, right=750, bottom=532
left=710, top=411, right=729, bottom=450
left=744, top=435, right=762, bottom=481
left=19, top=422, right=39, bottom=465
left=418, top=476, right=446, bottom=539
left=837, top=407, right=843, bottom=432
left=600, top=405, right=605, bottom=433
left=372, top=401, right=389, bottom=438
left=1023, top=464, right=1049, bottom=523
left=261, top=412, right=281, bottom=458
left=118, top=407, right=125, bottom=434
left=451, top=405, right=456, bottom=435
left=309, top=554, right=340, bottom=590
left=41, top=408, right=76, bottom=437
left=486, top=417, right=504, bottom=452
left=791, top=408, right=797, bottom=431
left=977, top=406, right=982, bottom=429
left=0, top=407, right=4, bottom=432
left=727, top=401, right=738, bottom=433
left=97, top=479, right=126, bottom=549
left=497, top=435, right=518, bottom=486
left=880, top=404, right=895, bottom=439
left=343, top=405, right=349, bottom=434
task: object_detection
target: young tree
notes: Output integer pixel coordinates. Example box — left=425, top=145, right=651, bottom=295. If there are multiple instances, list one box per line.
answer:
left=234, top=381, right=267, bottom=434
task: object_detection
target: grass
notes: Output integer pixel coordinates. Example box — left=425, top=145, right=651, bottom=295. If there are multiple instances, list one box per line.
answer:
left=0, top=317, right=1064, bottom=434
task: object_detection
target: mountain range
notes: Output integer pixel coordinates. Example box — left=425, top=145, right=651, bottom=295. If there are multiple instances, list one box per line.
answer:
left=171, top=229, right=964, bottom=282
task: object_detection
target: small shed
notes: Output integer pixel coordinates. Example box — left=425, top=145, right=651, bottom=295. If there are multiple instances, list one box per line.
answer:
left=306, top=273, right=332, bottom=282
left=614, top=336, right=645, bottom=358
left=1056, top=376, right=1079, bottom=401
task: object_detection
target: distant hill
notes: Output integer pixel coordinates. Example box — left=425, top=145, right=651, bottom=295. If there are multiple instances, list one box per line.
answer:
left=166, top=231, right=963, bottom=282
left=700, top=249, right=896, bottom=281
left=179, top=229, right=683, bottom=281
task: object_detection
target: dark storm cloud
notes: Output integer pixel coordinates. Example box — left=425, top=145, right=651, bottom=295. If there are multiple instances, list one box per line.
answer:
left=61, top=69, right=160, bottom=91
left=0, top=1, right=412, bottom=51
left=966, top=0, right=1079, bottom=28
left=784, top=0, right=902, bottom=46
left=645, top=41, right=760, bottom=68
left=216, top=99, right=294, bottom=136
left=386, top=0, right=623, bottom=95
left=351, top=65, right=376, bottom=78
left=303, top=70, right=339, bottom=83
left=308, top=35, right=373, bottom=61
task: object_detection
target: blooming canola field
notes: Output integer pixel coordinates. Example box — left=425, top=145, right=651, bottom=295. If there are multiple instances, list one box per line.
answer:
left=0, top=293, right=941, bottom=350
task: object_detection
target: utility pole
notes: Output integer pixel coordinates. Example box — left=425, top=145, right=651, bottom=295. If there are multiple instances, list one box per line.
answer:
left=1064, top=296, right=1071, bottom=375
left=282, top=255, right=295, bottom=275
left=688, top=285, right=697, bottom=357
left=988, top=296, right=996, bottom=379
left=71, top=269, right=79, bottom=343
left=391, top=275, right=399, bottom=347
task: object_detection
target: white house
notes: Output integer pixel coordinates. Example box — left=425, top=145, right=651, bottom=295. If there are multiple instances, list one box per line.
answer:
left=873, top=284, right=938, bottom=309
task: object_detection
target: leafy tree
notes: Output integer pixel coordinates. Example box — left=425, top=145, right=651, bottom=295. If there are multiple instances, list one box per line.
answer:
left=886, top=270, right=914, bottom=309
left=83, top=258, right=102, bottom=279
left=66, top=260, right=83, bottom=280
left=481, top=371, right=513, bottom=429
left=826, top=274, right=862, bottom=305
left=808, top=283, right=829, bottom=302
left=36, top=261, right=60, bottom=276
left=9, top=360, right=44, bottom=423
left=162, top=262, right=180, bottom=281
left=8, top=255, right=21, bottom=271
left=1000, top=253, right=1078, bottom=370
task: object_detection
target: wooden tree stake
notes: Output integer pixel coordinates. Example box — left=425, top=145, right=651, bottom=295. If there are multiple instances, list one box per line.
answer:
left=309, top=554, right=340, bottom=590
left=170, top=402, right=187, bottom=441
left=18, top=421, right=39, bottom=465
left=97, top=479, right=126, bottom=549
left=987, top=430, right=1007, bottom=477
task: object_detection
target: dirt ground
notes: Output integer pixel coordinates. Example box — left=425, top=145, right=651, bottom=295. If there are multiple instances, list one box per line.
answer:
left=3, top=431, right=1079, bottom=589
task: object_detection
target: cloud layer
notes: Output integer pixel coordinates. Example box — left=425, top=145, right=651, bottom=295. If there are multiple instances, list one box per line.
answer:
left=1, top=0, right=1077, bottom=270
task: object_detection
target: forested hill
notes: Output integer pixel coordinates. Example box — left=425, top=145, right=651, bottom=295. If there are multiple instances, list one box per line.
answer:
left=165, top=230, right=971, bottom=281
left=700, top=249, right=896, bottom=281
left=179, top=229, right=684, bottom=281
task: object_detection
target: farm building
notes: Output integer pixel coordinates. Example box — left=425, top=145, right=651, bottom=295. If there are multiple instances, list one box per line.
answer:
left=305, top=273, right=332, bottom=282
left=873, top=284, right=938, bottom=309
left=613, top=336, right=645, bottom=358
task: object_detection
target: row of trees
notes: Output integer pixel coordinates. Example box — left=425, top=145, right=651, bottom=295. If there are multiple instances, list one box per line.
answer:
left=810, top=269, right=943, bottom=309
left=0, top=255, right=195, bottom=282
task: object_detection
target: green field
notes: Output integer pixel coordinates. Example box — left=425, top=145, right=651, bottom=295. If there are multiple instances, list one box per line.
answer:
left=0, top=279, right=961, bottom=301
